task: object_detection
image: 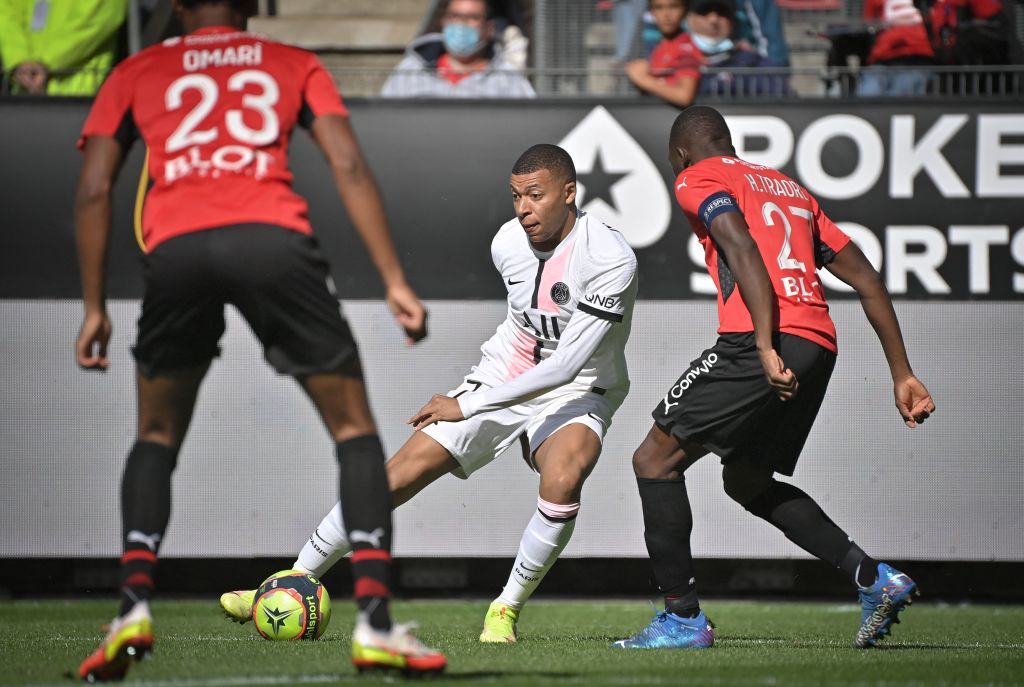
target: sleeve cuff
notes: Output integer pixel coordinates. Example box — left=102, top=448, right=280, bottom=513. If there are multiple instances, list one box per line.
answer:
left=458, top=393, right=483, bottom=420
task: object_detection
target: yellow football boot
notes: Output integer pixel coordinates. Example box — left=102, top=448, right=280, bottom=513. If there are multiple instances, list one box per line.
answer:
left=479, top=601, right=519, bottom=643
left=219, top=589, right=255, bottom=624
left=78, top=602, right=154, bottom=682
left=351, top=621, right=447, bottom=675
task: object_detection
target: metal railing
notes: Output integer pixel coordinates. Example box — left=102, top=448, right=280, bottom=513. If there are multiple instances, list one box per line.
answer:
left=319, top=63, right=1024, bottom=99
left=3, top=64, right=1021, bottom=100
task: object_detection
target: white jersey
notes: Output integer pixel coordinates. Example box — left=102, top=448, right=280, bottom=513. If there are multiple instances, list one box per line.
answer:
left=457, top=211, right=638, bottom=419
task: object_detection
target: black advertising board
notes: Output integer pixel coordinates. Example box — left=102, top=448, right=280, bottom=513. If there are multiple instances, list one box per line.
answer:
left=1, top=98, right=1021, bottom=300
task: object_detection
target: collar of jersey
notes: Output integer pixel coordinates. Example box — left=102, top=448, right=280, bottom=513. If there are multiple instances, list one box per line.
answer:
left=529, top=210, right=582, bottom=260
left=189, top=25, right=244, bottom=36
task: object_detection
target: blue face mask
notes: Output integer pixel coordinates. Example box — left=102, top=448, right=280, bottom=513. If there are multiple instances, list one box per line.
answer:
left=691, top=32, right=734, bottom=55
left=443, top=23, right=484, bottom=58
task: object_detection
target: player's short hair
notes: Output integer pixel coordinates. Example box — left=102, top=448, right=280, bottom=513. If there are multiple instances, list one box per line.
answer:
left=511, top=144, right=577, bottom=184
left=669, top=105, right=732, bottom=150
left=177, top=0, right=258, bottom=15
left=648, top=0, right=687, bottom=8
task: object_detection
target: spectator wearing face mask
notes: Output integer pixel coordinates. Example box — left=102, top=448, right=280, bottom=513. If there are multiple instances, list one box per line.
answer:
left=637, top=0, right=790, bottom=66
left=380, top=0, right=535, bottom=98
left=626, top=0, right=786, bottom=108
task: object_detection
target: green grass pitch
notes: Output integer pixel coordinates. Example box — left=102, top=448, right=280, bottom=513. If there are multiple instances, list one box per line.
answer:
left=3, top=599, right=1023, bottom=686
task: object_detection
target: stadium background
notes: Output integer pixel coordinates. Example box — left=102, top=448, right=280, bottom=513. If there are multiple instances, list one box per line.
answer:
left=1, top=98, right=1021, bottom=599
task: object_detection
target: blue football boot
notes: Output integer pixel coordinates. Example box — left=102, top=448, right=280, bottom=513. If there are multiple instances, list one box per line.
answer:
left=612, top=610, right=714, bottom=649
left=855, top=562, right=918, bottom=648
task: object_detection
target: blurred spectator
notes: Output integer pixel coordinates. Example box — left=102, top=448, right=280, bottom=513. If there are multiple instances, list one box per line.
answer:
left=0, top=0, right=127, bottom=95
left=925, top=0, right=1009, bottom=66
left=733, top=0, right=790, bottom=66
left=858, top=0, right=1008, bottom=96
left=381, top=0, right=535, bottom=98
left=626, top=0, right=787, bottom=108
left=607, top=0, right=647, bottom=62
left=638, top=0, right=790, bottom=64
left=858, top=0, right=935, bottom=96
left=639, top=5, right=681, bottom=55
left=489, top=0, right=531, bottom=70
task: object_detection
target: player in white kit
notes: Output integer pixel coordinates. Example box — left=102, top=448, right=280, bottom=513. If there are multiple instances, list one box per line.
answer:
left=221, top=144, right=637, bottom=642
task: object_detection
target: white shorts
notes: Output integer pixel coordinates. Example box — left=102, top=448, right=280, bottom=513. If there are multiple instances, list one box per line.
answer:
left=421, top=378, right=618, bottom=479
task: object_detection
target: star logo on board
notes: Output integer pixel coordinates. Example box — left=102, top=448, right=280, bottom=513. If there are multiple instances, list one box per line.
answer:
left=576, top=149, right=627, bottom=211
left=263, top=606, right=300, bottom=636
left=559, top=106, right=671, bottom=248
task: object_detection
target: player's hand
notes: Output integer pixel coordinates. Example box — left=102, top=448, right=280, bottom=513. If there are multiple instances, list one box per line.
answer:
left=894, top=375, right=935, bottom=428
left=408, top=394, right=464, bottom=429
left=76, top=310, right=112, bottom=371
left=758, top=348, right=798, bottom=401
left=386, top=282, right=427, bottom=345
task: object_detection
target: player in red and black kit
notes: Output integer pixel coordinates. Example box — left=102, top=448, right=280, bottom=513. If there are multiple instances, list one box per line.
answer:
left=613, top=107, right=936, bottom=650
left=74, top=0, right=444, bottom=680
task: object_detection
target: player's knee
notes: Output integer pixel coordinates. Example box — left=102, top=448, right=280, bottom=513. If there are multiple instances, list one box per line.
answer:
left=388, top=462, right=429, bottom=507
left=136, top=424, right=184, bottom=451
left=542, top=469, right=584, bottom=503
left=632, top=446, right=654, bottom=477
left=632, top=445, right=674, bottom=480
left=329, top=420, right=378, bottom=444
left=722, top=462, right=773, bottom=506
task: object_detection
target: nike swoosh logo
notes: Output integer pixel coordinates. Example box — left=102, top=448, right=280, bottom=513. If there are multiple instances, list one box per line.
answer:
left=676, top=182, right=686, bottom=190
left=507, top=278, right=524, bottom=285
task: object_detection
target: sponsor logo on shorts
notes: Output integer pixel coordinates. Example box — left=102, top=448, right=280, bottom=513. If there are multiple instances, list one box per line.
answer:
left=662, top=353, right=719, bottom=413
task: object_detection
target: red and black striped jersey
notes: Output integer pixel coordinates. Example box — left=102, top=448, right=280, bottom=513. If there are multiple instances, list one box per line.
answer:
left=675, top=156, right=851, bottom=352
left=80, top=26, right=347, bottom=251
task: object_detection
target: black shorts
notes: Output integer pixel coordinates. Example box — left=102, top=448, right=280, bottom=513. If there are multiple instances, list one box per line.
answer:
left=651, top=332, right=836, bottom=476
left=132, top=224, right=359, bottom=378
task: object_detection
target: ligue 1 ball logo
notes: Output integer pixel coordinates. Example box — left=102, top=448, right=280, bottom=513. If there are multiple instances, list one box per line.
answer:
left=252, top=570, right=332, bottom=641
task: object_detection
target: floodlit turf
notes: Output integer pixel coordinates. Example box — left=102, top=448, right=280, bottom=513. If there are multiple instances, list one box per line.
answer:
left=3, top=599, right=1023, bottom=686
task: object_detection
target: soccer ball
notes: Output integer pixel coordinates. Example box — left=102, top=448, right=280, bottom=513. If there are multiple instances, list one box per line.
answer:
left=252, top=570, right=332, bottom=641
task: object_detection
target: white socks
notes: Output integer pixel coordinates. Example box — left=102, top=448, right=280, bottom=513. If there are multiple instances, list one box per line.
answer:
left=292, top=501, right=351, bottom=579
left=292, top=495, right=580, bottom=605
left=496, top=497, right=579, bottom=609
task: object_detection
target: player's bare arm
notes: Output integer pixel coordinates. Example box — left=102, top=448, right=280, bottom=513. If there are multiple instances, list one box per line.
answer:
left=74, top=135, right=125, bottom=371
left=310, top=113, right=426, bottom=344
left=825, top=241, right=936, bottom=428
left=708, top=211, right=798, bottom=400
